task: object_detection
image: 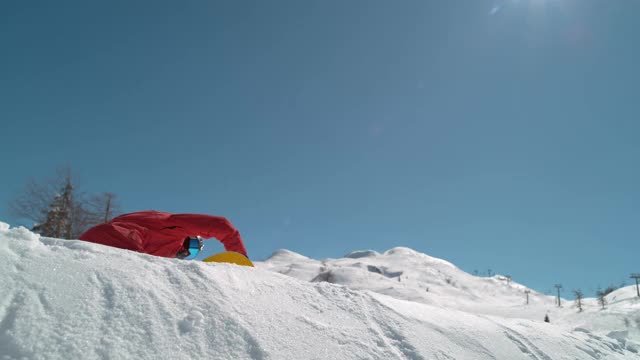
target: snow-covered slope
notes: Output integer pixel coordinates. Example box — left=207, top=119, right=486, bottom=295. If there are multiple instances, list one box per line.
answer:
left=258, top=248, right=640, bottom=340
left=258, top=246, right=538, bottom=312
left=1, top=222, right=639, bottom=359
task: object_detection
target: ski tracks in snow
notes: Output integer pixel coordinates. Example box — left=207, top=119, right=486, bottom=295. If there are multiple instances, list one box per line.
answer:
left=501, top=328, right=552, bottom=360
left=359, top=294, right=424, bottom=360
left=492, top=319, right=630, bottom=360
left=569, top=328, right=628, bottom=359
left=368, top=294, right=503, bottom=360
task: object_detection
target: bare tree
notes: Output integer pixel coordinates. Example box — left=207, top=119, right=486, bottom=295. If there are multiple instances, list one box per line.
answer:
left=86, top=192, right=121, bottom=224
left=10, top=169, right=82, bottom=238
left=596, top=289, right=608, bottom=310
left=8, top=168, right=121, bottom=239
left=573, top=289, right=584, bottom=312
left=9, top=177, right=65, bottom=228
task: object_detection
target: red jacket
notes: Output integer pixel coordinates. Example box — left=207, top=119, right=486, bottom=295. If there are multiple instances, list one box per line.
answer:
left=78, top=210, right=248, bottom=258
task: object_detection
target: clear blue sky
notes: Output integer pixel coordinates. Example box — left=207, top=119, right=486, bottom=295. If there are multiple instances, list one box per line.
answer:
left=1, top=0, right=638, bottom=295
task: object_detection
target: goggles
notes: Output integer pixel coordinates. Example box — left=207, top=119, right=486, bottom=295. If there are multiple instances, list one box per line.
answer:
left=181, top=236, right=203, bottom=260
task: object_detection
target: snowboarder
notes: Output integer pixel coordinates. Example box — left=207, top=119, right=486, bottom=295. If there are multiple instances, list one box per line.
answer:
left=78, top=210, right=248, bottom=260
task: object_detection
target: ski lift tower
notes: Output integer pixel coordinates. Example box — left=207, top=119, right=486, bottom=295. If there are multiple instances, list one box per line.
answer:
left=631, top=274, right=640, bottom=298
left=554, top=284, right=563, bottom=307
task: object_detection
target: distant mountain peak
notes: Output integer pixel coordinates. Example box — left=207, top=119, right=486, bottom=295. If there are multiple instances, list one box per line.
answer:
left=383, top=247, right=420, bottom=256
left=344, top=250, right=380, bottom=259
left=267, top=249, right=309, bottom=261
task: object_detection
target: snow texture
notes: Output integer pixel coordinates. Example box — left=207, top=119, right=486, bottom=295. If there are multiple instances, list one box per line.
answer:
left=1, top=221, right=639, bottom=359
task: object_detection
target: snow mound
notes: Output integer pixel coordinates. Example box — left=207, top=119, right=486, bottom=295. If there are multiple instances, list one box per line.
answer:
left=606, top=286, right=640, bottom=307
left=382, top=246, right=458, bottom=268
left=1, top=223, right=638, bottom=359
left=344, top=250, right=380, bottom=259
left=266, top=249, right=309, bottom=261
left=383, top=246, right=419, bottom=256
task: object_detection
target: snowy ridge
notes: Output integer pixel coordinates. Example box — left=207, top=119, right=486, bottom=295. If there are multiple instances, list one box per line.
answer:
left=267, top=249, right=311, bottom=261
left=257, top=245, right=640, bottom=352
left=344, top=250, right=380, bottom=259
left=1, top=222, right=639, bottom=359
left=258, top=245, right=537, bottom=312
left=256, top=247, right=640, bottom=343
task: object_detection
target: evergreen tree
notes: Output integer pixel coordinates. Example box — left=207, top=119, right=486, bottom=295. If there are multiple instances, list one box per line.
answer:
left=32, top=178, right=74, bottom=238
left=10, top=167, right=122, bottom=239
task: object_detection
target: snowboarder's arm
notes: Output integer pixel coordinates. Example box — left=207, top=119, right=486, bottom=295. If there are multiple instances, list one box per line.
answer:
left=169, top=214, right=248, bottom=257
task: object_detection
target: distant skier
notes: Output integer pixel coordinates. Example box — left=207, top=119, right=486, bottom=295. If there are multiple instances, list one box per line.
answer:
left=544, top=314, right=550, bottom=323
left=79, top=210, right=248, bottom=260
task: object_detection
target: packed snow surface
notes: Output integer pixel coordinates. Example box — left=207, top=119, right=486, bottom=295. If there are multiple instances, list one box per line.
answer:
left=1, top=222, right=639, bottom=359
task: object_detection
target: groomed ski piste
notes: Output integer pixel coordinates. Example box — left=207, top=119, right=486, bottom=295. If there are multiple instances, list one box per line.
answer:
left=1, top=221, right=639, bottom=359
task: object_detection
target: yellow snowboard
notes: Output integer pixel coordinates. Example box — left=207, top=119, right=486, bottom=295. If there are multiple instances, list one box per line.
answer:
left=203, top=251, right=254, bottom=267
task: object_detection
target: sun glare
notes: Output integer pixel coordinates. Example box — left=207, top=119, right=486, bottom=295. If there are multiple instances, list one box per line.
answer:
left=491, top=0, right=567, bottom=16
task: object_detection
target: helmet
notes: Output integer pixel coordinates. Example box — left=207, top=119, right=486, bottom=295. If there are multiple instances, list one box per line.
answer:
left=176, top=236, right=203, bottom=260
